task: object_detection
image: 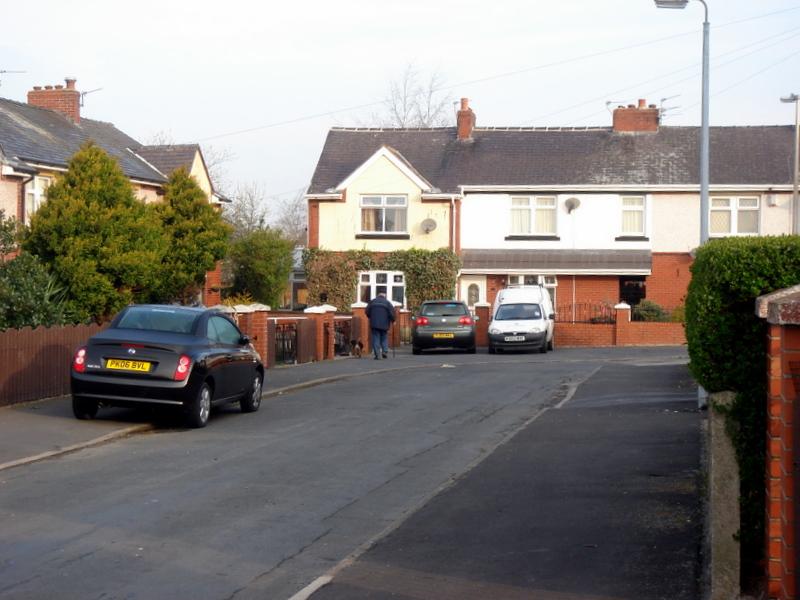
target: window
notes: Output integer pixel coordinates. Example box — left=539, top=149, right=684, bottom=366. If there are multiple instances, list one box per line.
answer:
left=495, top=303, right=542, bottom=321
left=467, top=284, right=480, bottom=307
left=510, top=196, right=556, bottom=235
left=359, top=271, right=405, bottom=306
left=710, top=196, right=759, bottom=236
left=24, top=176, right=52, bottom=223
left=360, top=195, right=407, bottom=233
left=619, top=276, right=646, bottom=306
left=508, top=274, right=557, bottom=305
left=207, top=316, right=243, bottom=345
left=621, top=196, right=645, bottom=236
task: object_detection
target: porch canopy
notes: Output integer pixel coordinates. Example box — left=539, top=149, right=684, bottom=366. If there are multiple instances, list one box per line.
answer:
left=460, top=249, right=652, bottom=276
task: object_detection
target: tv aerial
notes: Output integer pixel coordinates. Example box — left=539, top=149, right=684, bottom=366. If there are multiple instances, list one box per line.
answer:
left=0, top=69, right=26, bottom=87
left=80, top=87, right=104, bottom=107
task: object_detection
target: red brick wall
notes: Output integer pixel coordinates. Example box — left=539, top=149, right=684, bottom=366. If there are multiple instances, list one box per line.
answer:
left=649, top=253, right=693, bottom=309
left=308, top=200, right=320, bottom=248
left=766, top=323, right=798, bottom=600
left=557, top=276, right=619, bottom=308
left=555, top=323, right=615, bottom=347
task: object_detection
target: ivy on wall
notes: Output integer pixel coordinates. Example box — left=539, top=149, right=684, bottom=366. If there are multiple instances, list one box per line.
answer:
left=302, top=248, right=461, bottom=313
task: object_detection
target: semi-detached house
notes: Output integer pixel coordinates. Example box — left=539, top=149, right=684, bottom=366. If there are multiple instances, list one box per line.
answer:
left=0, top=78, right=229, bottom=304
left=306, top=98, right=794, bottom=316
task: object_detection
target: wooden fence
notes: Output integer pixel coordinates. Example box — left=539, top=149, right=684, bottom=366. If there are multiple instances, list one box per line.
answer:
left=0, top=323, right=105, bottom=407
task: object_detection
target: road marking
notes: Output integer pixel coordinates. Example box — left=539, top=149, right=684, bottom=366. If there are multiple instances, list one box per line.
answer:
left=555, top=366, right=601, bottom=409
left=286, top=575, right=333, bottom=600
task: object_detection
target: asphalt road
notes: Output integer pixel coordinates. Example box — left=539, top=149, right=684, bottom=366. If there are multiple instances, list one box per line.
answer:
left=0, top=348, right=699, bottom=600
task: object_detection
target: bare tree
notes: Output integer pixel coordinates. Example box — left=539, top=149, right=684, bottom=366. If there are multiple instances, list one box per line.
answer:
left=370, top=64, right=455, bottom=128
left=274, top=190, right=308, bottom=246
left=223, top=182, right=271, bottom=239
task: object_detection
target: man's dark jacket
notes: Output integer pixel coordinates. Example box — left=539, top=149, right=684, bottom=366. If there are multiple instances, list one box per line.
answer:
left=366, top=296, right=396, bottom=331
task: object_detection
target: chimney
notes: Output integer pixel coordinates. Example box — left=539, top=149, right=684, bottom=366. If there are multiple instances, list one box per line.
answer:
left=27, top=77, right=80, bottom=123
left=457, top=97, right=476, bottom=141
left=612, top=98, right=659, bottom=133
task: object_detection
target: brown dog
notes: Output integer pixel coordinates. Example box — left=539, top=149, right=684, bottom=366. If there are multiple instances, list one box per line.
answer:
left=350, top=339, right=364, bottom=358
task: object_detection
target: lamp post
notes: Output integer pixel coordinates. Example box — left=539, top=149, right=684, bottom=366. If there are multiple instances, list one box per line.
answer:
left=781, top=93, right=800, bottom=235
left=655, top=0, right=710, bottom=244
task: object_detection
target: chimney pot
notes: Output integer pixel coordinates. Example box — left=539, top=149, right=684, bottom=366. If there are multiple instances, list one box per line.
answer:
left=33, top=86, right=41, bottom=91
left=55, top=85, right=64, bottom=90
left=460, top=97, right=469, bottom=110
left=44, top=85, right=53, bottom=90
left=65, top=78, right=76, bottom=90
left=638, top=98, right=646, bottom=109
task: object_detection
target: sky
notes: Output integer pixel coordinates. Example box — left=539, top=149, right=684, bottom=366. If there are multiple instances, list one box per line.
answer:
left=2, top=0, right=799, bottom=217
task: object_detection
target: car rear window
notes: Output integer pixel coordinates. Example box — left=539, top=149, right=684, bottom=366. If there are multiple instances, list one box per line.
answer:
left=115, top=307, right=199, bottom=334
left=495, top=303, right=542, bottom=321
left=421, top=303, right=468, bottom=317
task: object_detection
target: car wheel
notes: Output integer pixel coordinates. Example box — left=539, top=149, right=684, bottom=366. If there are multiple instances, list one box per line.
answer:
left=412, top=346, right=422, bottom=355
left=186, top=382, right=212, bottom=428
left=241, top=373, right=262, bottom=413
left=72, top=396, right=99, bottom=420
left=467, top=346, right=477, bottom=354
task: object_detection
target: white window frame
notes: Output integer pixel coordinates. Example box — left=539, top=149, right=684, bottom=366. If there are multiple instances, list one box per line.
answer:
left=24, top=176, right=52, bottom=223
left=507, top=274, right=558, bottom=305
left=709, top=196, right=760, bottom=237
left=358, top=271, right=406, bottom=307
left=510, top=196, right=557, bottom=235
left=620, top=195, right=646, bottom=236
left=359, top=195, right=408, bottom=234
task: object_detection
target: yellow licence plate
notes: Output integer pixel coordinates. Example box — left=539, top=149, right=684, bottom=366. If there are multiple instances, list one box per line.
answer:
left=106, top=358, right=151, bottom=372
left=432, top=333, right=455, bottom=339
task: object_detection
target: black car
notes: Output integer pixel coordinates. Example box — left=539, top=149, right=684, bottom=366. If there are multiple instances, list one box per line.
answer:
left=70, top=305, right=264, bottom=428
left=411, top=300, right=477, bottom=355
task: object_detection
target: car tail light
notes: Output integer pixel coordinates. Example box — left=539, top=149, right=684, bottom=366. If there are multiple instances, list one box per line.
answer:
left=173, top=355, right=192, bottom=381
left=72, top=347, right=87, bottom=373
left=416, top=316, right=429, bottom=326
left=459, top=316, right=474, bottom=325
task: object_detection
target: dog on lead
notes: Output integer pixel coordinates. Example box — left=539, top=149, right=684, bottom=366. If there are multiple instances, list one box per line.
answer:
left=350, top=339, right=364, bottom=358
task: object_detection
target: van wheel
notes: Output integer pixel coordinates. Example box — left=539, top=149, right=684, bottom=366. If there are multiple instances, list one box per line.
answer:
left=540, top=340, right=548, bottom=354
left=488, top=345, right=496, bottom=354
left=548, top=338, right=555, bottom=351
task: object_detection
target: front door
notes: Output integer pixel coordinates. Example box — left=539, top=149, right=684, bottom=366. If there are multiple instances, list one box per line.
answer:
left=459, top=276, right=486, bottom=310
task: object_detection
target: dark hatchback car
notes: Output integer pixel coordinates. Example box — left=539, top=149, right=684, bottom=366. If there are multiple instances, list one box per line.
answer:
left=70, top=305, right=264, bottom=428
left=411, top=300, right=477, bottom=355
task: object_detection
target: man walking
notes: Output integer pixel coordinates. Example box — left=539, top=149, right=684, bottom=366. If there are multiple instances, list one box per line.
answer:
left=365, top=292, right=396, bottom=360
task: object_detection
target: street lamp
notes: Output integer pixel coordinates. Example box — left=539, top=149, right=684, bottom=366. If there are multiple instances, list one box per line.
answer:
left=781, top=93, right=800, bottom=235
left=655, top=0, right=710, bottom=244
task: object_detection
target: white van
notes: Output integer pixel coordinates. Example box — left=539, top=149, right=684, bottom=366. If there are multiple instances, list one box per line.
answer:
left=488, top=286, right=555, bottom=354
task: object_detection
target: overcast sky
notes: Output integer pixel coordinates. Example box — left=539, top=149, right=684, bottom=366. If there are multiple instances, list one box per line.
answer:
left=2, top=0, right=799, bottom=215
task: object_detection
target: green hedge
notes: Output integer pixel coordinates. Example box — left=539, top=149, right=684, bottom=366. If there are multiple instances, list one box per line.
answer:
left=685, top=235, right=800, bottom=578
left=302, top=248, right=461, bottom=313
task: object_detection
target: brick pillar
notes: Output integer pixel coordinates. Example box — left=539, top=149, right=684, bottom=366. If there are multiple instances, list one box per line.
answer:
left=766, top=323, right=799, bottom=600
left=474, top=303, right=490, bottom=347
left=351, top=303, right=370, bottom=354
left=614, top=303, right=631, bottom=346
left=322, top=310, right=335, bottom=360
left=246, top=309, right=269, bottom=368
left=757, top=285, right=800, bottom=600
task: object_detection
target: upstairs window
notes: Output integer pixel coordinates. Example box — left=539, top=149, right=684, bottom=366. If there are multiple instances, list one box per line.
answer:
left=360, top=195, right=407, bottom=233
left=710, top=197, right=759, bottom=236
left=621, top=196, right=645, bottom=236
left=24, top=176, right=52, bottom=223
left=510, top=196, right=556, bottom=235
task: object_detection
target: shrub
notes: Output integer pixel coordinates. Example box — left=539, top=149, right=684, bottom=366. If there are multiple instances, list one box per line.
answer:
left=685, top=235, right=800, bottom=578
left=0, top=253, right=68, bottom=329
left=632, top=299, right=668, bottom=322
left=228, top=229, right=294, bottom=306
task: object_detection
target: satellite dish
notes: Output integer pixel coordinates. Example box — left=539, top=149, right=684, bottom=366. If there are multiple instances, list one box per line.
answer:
left=565, top=197, right=581, bottom=213
left=421, top=218, right=437, bottom=233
